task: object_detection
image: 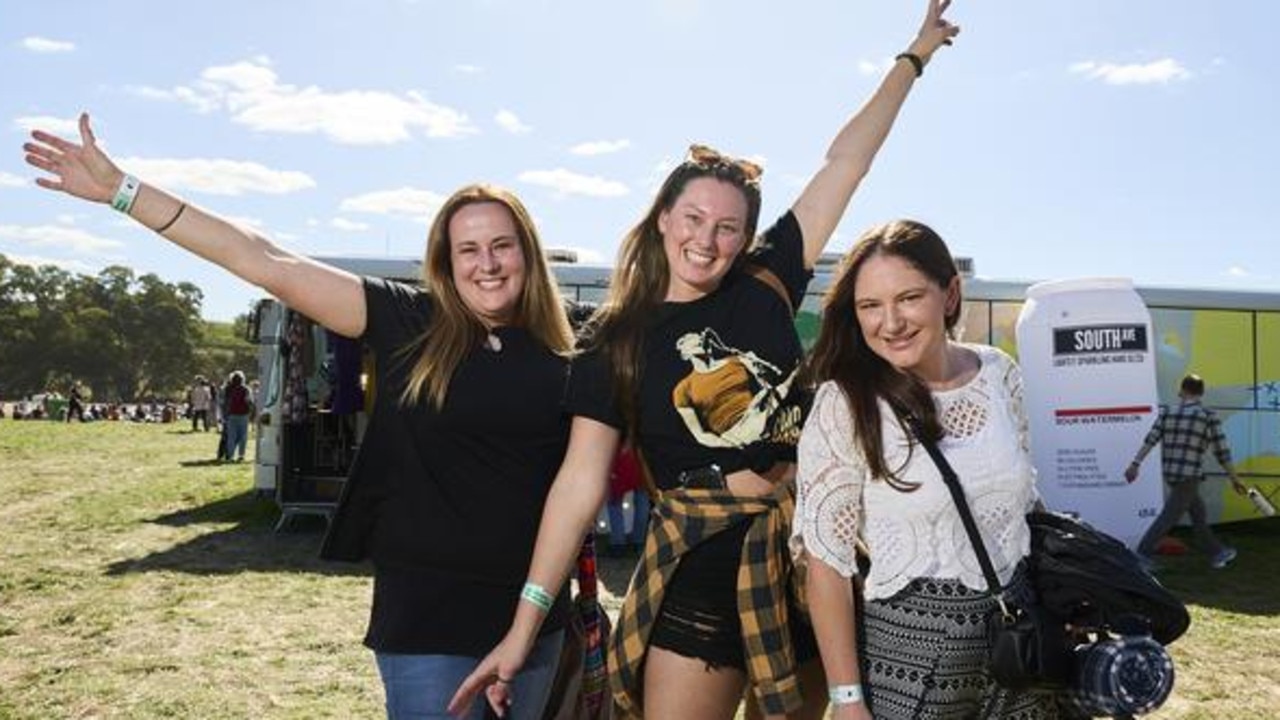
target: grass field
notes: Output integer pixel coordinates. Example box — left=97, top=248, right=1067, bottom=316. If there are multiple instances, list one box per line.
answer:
left=1, top=420, right=1278, bottom=718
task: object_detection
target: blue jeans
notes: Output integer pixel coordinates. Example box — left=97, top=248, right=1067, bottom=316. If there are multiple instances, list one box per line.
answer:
left=375, top=629, right=564, bottom=720
left=224, top=414, right=249, bottom=460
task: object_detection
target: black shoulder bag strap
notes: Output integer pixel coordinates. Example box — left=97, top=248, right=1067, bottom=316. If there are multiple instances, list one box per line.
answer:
left=905, top=417, right=1015, bottom=621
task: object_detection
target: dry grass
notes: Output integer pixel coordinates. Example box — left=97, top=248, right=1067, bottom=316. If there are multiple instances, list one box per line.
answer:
left=1, top=420, right=1277, bottom=718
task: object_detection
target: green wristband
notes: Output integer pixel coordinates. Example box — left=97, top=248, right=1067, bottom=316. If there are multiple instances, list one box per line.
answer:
left=520, top=582, right=553, bottom=612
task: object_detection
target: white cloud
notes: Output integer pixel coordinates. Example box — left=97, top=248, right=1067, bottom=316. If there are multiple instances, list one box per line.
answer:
left=222, top=215, right=268, bottom=233
left=2, top=254, right=98, bottom=274
left=1226, top=266, right=1249, bottom=278
left=453, top=64, right=483, bottom=74
left=340, top=187, right=447, bottom=221
left=518, top=169, right=629, bottom=198
left=119, top=157, right=315, bottom=196
left=331, top=217, right=371, bottom=232
left=495, top=109, right=532, bottom=135
left=0, top=224, right=123, bottom=254
left=55, top=214, right=80, bottom=225
left=126, top=84, right=221, bottom=113
left=857, top=58, right=893, bottom=76
left=569, top=139, right=631, bottom=156
left=646, top=157, right=678, bottom=194
left=20, top=37, right=75, bottom=53
left=130, top=58, right=477, bottom=144
left=1069, top=58, right=1192, bottom=85
left=14, top=115, right=79, bottom=136
left=0, top=171, right=26, bottom=188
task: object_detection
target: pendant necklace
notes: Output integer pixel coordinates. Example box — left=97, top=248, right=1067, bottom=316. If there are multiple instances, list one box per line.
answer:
left=485, top=332, right=503, bottom=353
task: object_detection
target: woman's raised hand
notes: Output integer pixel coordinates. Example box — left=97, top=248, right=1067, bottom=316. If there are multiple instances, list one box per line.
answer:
left=23, top=112, right=124, bottom=203
left=910, top=0, right=961, bottom=62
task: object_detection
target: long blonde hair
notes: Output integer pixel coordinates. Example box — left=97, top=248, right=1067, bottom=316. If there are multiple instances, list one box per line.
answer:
left=400, top=184, right=573, bottom=409
left=586, top=146, right=762, bottom=435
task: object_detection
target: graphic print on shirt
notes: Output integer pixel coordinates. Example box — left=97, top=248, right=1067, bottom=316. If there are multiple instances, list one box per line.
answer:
left=670, top=328, right=803, bottom=448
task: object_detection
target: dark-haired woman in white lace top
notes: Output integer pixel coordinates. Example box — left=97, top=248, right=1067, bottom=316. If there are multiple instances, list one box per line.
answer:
left=792, top=220, right=1061, bottom=719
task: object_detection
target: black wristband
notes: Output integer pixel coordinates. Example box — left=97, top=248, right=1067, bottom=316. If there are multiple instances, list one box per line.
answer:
left=155, top=202, right=187, bottom=234
left=895, top=52, right=924, bottom=78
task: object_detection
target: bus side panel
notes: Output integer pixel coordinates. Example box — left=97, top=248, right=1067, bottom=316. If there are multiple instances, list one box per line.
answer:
left=252, top=300, right=284, bottom=496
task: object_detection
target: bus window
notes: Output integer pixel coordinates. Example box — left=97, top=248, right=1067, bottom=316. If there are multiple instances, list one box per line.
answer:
left=1255, top=312, right=1280, bottom=411
left=1150, top=308, right=1254, bottom=409
left=991, top=301, right=1023, bottom=358
left=959, top=300, right=991, bottom=345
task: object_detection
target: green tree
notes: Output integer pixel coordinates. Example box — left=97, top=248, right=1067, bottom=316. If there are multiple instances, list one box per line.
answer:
left=0, top=254, right=219, bottom=401
left=195, top=313, right=260, bottom=388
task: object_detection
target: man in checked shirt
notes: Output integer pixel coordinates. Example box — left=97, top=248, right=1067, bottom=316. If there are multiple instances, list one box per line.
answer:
left=1125, top=373, right=1249, bottom=570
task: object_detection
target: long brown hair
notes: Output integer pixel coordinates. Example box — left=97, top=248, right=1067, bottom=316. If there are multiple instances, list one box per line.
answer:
left=400, top=184, right=573, bottom=409
left=805, top=219, right=961, bottom=491
left=585, top=145, right=763, bottom=435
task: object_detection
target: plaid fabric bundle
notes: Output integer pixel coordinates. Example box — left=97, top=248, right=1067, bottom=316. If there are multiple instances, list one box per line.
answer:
left=1067, top=634, right=1175, bottom=717
left=607, top=483, right=805, bottom=717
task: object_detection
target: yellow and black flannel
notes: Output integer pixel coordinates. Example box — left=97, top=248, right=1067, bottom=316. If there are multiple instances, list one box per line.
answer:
left=607, top=482, right=807, bottom=718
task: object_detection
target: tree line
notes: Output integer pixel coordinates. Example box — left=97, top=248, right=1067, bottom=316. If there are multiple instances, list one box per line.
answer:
left=0, top=253, right=257, bottom=402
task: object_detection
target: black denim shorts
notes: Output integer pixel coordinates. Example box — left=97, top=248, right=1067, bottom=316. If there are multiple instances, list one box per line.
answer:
left=648, top=521, right=818, bottom=671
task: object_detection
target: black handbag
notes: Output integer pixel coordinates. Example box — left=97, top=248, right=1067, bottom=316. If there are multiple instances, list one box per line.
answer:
left=909, top=420, right=1073, bottom=691
left=1026, top=511, right=1189, bottom=645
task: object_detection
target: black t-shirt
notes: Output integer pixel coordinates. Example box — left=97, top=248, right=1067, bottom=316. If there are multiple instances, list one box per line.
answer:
left=357, top=278, right=569, bottom=655
left=568, top=211, right=812, bottom=490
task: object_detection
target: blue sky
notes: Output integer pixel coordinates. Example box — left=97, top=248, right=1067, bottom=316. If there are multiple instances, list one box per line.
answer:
left=3, top=1, right=1277, bottom=321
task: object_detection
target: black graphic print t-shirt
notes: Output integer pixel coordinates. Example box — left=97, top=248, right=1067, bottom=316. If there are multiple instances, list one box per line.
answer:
left=569, top=211, right=812, bottom=490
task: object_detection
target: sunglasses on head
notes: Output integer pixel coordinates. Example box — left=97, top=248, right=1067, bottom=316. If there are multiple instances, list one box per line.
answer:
left=685, top=144, right=763, bottom=184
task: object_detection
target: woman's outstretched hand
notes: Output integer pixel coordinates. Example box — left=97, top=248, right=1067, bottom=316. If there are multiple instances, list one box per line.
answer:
left=448, top=633, right=532, bottom=718
left=23, top=112, right=124, bottom=203
left=910, top=0, right=962, bottom=63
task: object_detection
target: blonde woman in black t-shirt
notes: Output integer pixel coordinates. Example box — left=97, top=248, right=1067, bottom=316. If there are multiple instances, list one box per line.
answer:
left=453, top=3, right=960, bottom=719
left=24, top=123, right=577, bottom=718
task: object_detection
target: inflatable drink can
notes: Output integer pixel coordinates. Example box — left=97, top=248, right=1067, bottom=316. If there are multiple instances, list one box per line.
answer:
left=1015, top=278, right=1163, bottom=547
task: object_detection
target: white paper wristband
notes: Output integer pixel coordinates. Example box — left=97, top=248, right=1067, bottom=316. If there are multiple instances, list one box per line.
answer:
left=111, top=174, right=141, bottom=214
left=828, top=684, right=863, bottom=705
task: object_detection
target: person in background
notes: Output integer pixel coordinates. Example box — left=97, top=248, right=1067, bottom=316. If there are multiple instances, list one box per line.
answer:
left=1125, top=373, right=1248, bottom=570
left=189, top=376, right=212, bottom=432
left=604, top=444, right=649, bottom=557
left=794, top=220, right=1061, bottom=719
left=66, top=383, right=86, bottom=423
left=452, top=3, right=960, bottom=718
left=215, top=377, right=231, bottom=462
left=223, top=371, right=255, bottom=463
left=24, top=119, right=576, bottom=720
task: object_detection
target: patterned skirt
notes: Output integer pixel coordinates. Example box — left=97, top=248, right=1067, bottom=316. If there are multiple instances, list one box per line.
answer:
left=861, top=564, right=1063, bottom=720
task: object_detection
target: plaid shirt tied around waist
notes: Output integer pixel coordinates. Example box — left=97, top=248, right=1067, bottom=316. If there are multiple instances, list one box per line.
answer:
left=1135, top=400, right=1232, bottom=483
left=607, top=483, right=807, bottom=717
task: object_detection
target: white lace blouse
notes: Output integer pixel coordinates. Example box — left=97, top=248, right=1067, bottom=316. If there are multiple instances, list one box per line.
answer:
left=791, top=344, right=1039, bottom=601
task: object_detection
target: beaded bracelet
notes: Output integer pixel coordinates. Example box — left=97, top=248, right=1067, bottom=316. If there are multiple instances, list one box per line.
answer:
left=520, top=582, right=554, bottom=612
